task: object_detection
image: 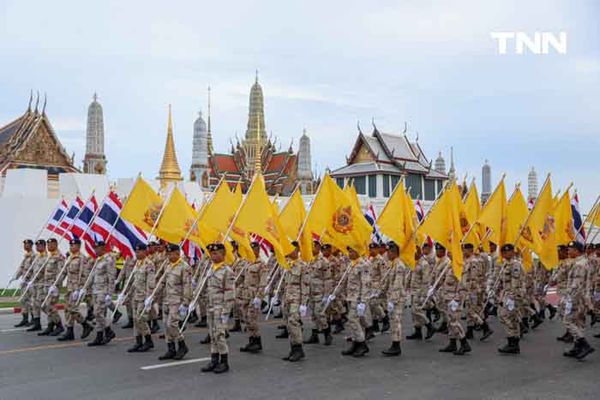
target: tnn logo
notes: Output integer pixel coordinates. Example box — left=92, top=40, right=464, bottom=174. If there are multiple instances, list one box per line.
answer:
left=491, top=32, right=567, bottom=55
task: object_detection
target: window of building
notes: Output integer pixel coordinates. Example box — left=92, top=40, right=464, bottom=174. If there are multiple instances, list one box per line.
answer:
left=336, top=178, right=344, bottom=189
left=406, top=174, right=422, bottom=199
left=383, top=174, right=390, bottom=197
left=368, top=175, right=377, bottom=198
left=424, top=179, right=436, bottom=201
left=436, top=180, right=444, bottom=194
left=354, top=176, right=366, bottom=195
left=390, top=175, right=400, bottom=192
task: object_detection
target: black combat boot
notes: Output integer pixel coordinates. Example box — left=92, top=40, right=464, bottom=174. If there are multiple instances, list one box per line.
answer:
left=247, top=336, right=263, bottom=353
left=333, top=320, right=345, bottom=334
left=454, top=338, right=471, bottom=355
left=352, top=341, right=369, bottom=357
left=240, top=337, right=254, bottom=352
left=127, top=336, right=144, bottom=352
left=275, top=327, right=289, bottom=339
left=304, top=329, right=319, bottom=344
left=365, top=326, right=375, bottom=340
left=57, top=326, right=75, bottom=342
left=121, top=316, right=134, bottom=329
left=214, top=354, right=230, bottom=373
left=14, top=313, right=29, bottom=328
left=547, top=304, right=557, bottom=320
left=520, top=318, right=529, bottom=335
left=594, top=332, right=600, bottom=338
left=229, top=319, right=242, bottom=332
left=382, top=341, right=401, bottom=356
left=103, top=327, right=116, bottom=344
left=81, top=321, right=93, bottom=339
left=150, top=319, right=160, bottom=334
left=26, top=317, right=42, bottom=332
left=323, top=327, right=333, bottom=346
left=436, top=321, right=448, bottom=334
left=371, top=319, right=380, bottom=333
left=112, top=309, right=122, bottom=324
left=425, top=323, right=435, bottom=340
left=574, top=338, right=595, bottom=360
left=498, top=337, right=520, bottom=354
left=556, top=330, right=569, bottom=341
left=86, top=306, right=95, bottom=322
left=341, top=341, right=358, bottom=356
left=201, top=353, right=219, bottom=372
left=465, top=326, right=474, bottom=340
left=188, top=310, right=198, bottom=324
left=38, top=321, right=55, bottom=336
left=439, top=338, right=457, bottom=353
left=139, top=335, right=154, bottom=352
left=381, top=315, right=390, bottom=333
left=480, top=321, right=494, bottom=341
left=49, top=321, right=64, bottom=336
left=406, top=326, right=423, bottom=340
left=530, top=313, right=543, bottom=329
left=173, top=340, right=189, bottom=360
left=158, top=342, right=176, bottom=360
left=200, top=333, right=211, bottom=344
left=87, top=331, right=105, bottom=346
left=287, top=344, right=305, bottom=362
left=195, top=315, right=207, bottom=328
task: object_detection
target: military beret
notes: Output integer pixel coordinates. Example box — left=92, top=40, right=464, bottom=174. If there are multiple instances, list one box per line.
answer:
left=369, top=242, right=380, bottom=249
left=166, top=243, right=180, bottom=252
left=557, top=244, right=567, bottom=250
left=567, top=241, right=584, bottom=252
left=321, top=243, right=332, bottom=250
left=584, top=243, right=594, bottom=251
left=290, top=241, right=299, bottom=248
left=69, top=238, right=81, bottom=245
left=313, top=240, right=321, bottom=246
left=135, top=243, right=148, bottom=251
left=500, top=243, right=515, bottom=252
left=94, top=240, right=106, bottom=247
left=207, top=243, right=225, bottom=251
left=47, top=238, right=58, bottom=244
left=387, top=241, right=399, bottom=250
left=422, top=242, right=432, bottom=248
left=23, top=239, right=33, bottom=245
left=35, top=239, right=46, bottom=246
left=595, top=243, right=600, bottom=250
left=251, top=241, right=261, bottom=249
left=462, top=243, right=474, bottom=250
left=435, top=243, right=446, bottom=251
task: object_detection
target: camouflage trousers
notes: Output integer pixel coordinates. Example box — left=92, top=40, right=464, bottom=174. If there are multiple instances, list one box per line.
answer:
left=207, top=309, right=229, bottom=354
left=285, top=302, right=303, bottom=346
left=41, top=290, right=61, bottom=325
left=499, top=301, right=520, bottom=337
left=465, top=294, right=484, bottom=327
left=389, top=301, right=405, bottom=342
left=64, top=291, right=83, bottom=327
left=30, top=286, right=42, bottom=318
left=445, top=301, right=465, bottom=340
left=242, top=299, right=261, bottom=337
left=19, top=283, right=32, bottom=315
left=308, top=298, right=329, bottom=331
left=327, top=298, right=345, bottom=322
left=133, top=299, right=150, bottom=337
left=369, top=298, right=385, bottom=321
left=347, top=301, right=372, bottom=342
left=233, top=292, right=244, bottom=323
left=93, top=294, right=108, bottom=332
left=165, top=304, right=183, bottom=343
left=592, top=290, right=600, bottom=315
left=411, top=294, right=429, bottom=327
left=563, top=297, right=586, bottom=340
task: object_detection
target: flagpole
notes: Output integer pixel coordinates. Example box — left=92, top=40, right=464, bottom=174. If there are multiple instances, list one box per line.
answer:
left=513, top=173, right=551, bottom=246
left=295, top=173, right=328, bottom=243
left=461, top=174, right=506, bottom=245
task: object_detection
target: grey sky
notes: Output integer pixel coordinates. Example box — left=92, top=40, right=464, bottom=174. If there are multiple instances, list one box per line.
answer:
left=1, top=0, right=598, bottom=209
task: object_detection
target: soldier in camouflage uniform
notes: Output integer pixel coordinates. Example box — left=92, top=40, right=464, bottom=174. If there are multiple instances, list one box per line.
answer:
left=367, top=243, right=387, bottom=334
left=240, top=242, right=268, bottom=353
left=325, top=245, right=346, bottom=334
left=201, top=243, right=235, bottom=373
left=127, top=244, right=156, bottom=353
left=496, top=244, right=524, bottom=354
left=591, top=244, right=600, bottom=337
left=341, top=246, right=371, bottom=358
left=531, top=259, right=551, bottom=326
left=57, top=239, right=94, bottom=341
left=13, top=239, right=35, bottom=327
left=432, top=244, right=451, bottom=334
left=462, top=244, right=493, bottom=341
left=115, top=255, right=136, bottom=329
left=26, top=239, right=48, bottom=332
left=406, top=243, right=435, bottom=340
left=381, top=242, right=408, bottom=356
left=304, top=241, right=333, bottom=346
left=157, top=243, right=192, bottom=361
left=550, top=245, right=572, bottom=342
left=229, top=241, right=245, bottom=333
left=87, top=241, right=117, bottom=346
left=152, top=241, right=168, bottom=334
left=38, top=238, right=65, bottom=337
left=562, top=241, right=595, bottom=359
left=484, top=242, right=500, bottom=318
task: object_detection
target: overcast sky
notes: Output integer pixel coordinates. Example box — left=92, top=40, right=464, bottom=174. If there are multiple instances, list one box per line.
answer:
left=1, top=0, right=598, bottom=210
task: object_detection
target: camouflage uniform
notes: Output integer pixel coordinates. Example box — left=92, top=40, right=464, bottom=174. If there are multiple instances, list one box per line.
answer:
left=409, top=254, right=431, bottom=327
left=306, top=256, right=332, bottom=331
left=368, top=255, right=387, bottom=323
left=132, top=258, right=156, bottom=337
left=232, top=258, right=249, bottom=327
left=439, top=259, right=466, bottom=340
left=552, top=258, right=571, bottom=317
left=115, top=256, right=136, bottom=320
left=242, top=260, right=268, bottom=338
left=162, top=258, right=192, bottom=343
left=57, top=252, right=85, bottom=327
left=91, top=253, right=116, bottom=332
left=591, top=253, right=600, bottom=317
left=563, top=255, right=590, bottom=339
left=15, top=250, right=35, bottom=317
left=284, top=259, right=307, bottom=346
left=325, top=254, right=345, bottom=323
left=532, top=261, right=550, bottom=314
left=206, top=263, right=235, bottom=354
left=433, top=256, right=451, bottom=325
left=383, top=257, right=408, bottom=342
left=342, top=258, right=371, bottom=342
left=41, top=250, right=65, bottom=326
left=29, top=252, right=48, bottom=319
left=462, top=254, right=484, bottom=328
left=497, top=258, right=524, bottom=337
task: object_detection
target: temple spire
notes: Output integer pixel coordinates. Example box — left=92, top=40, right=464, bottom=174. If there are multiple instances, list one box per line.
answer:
left=254, top=110, right=262, bottom=174
left=158, top=104, right=183, bottom=190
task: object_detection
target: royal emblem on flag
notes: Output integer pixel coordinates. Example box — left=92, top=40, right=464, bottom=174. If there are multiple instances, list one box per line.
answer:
left=143, top=202, right=163, bottom=227
left=332, top=206, right=353, bottom=234
left=540, top=214, right=555, bottom=240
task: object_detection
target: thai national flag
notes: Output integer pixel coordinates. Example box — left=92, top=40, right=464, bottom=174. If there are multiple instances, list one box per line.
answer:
left=58, top=197, right=85, bottom=239
left=46, top=199, right=69, bottom=237
left=364, top=203, right=383, bottom=244
left=71, top=196, right=99, bottom=256
left=571, top=192, right=585, bottom=242
left=182, top=202, right=204, bottom=264
left=415, top=199, right=425, bottom=222
left=249, top=233, right=273, bottom=259
left=91, top=191, right=147, bottom=258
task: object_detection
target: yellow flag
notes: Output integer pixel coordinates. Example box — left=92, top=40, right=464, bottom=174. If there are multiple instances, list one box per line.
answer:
left=476, top=179, right=507, bottom=246
left=504, top=186, right=529, bottom=246
left=234, top=181, right=243, bottom=202
left=376, top=179, right=416, bottom=268
left=591, top=202, right=600, bottom=227
left=554, top=190, right=575, bottom=246
left=120, top=177, right=163, bottom=233
left=154, top=188, right=199, bottom=244
left=463, top=181, right=482, bottom=246
left=233, top=174, right=293, bottom=268
left=279, top=188, right=307, bottom=241
left=344, top=183, right=362, bottom=214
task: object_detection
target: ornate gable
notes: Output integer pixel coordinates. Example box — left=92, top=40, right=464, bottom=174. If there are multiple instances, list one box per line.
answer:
left=15, top=117, right=74, bottom=168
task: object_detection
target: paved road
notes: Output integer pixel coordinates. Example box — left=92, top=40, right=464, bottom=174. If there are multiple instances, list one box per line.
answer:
left=0, top=311, right=598, bottom=400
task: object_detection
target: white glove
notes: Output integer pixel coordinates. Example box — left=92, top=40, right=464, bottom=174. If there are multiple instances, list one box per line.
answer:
left=70, top=290, right=79, bottom=301
left=327, top=294, right=336, bottom=303
left=220, top=314, right=230, bottom=324
left=505, top=298, right=515, bottom=312
left=117, top=293, right=125, bottom=304
left=104, top=294, right=113, bottom=306
left=15, top=277, right=23, bottom=286
left=49, top=285, right=59, bottom=296
left=144, top=296, right=153, bottom=309
left=192, top=280, right=198, bottom=290
left=270, top=297, right=278, bottom=306
left=26, top=281, right=33, bottom=290
left=387, top=301, right=395, bottom=313
left=565, top=298, right=572, bottom=315
left=594, top=291, right=600, bottom=302
left=77, top=288, right=87, bottom=302
left=322, top=295, right=328, bottom=304
left=189, top=301, right=197, bottom=311
left=178, top=304, right=188, bottom=318
left=449, top=299, right=459, bottom=312
left=427, top=287, right=434, bottom=298
left=299, top=304, right=308, bottom=317
left=357, top=302, right=366, bottom=317
left=253, top=297, right=262, bottom=309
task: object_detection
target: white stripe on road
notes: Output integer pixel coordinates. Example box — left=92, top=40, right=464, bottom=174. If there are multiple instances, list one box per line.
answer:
left=140, top=357, right=210, bottom=371
left=0, top=327, right=28, bottom=333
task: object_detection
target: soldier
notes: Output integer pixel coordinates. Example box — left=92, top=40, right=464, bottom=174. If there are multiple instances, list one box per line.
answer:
left=437, top=244, right=471, bottom=356
left=381, top=241, right=408, bottom=356
left=367, top=242, right=387, bottom=334
left=26, top=239, right=47, bottom=332
left=151, top=241, right=167, bottom=334
left=201, top=243, right=234, bottom=373
left=562, top=241, right=595, bottom=359
left=13, top=239, right=35, bottom=327
left=432, top=244, right=450, bottom=334
left=304, top=240, right=333, bottom=346
left=116, top=255, right=136, bottom=329
left=38, top=238, right=65, bottom=337
left=496, top=244, right=524, bottom=354
left=240, top=242, right=268, bottom=353
left=551, top=245, right=572, bottom=342
left=484, top=241, right=500, bottom=318
left=531, top=259, right=550, bottom=326
left=406, top=243, right=435, bottom=340
left=280, top=241, right=308, bottom=362
left=462, top=243, right=493, bottom=341
left=127, top=244, right=156, bottom=353
left=340, top=246, right=371, bottom=358
left=325, top=245, right=346, bottom=334
left=230, top=241, right=245, bottom=333
left=87, top=241, right=117, bottom=346
left=57, top=238, right=94, bottom=341
left=592, top=244, right=600, bottom=337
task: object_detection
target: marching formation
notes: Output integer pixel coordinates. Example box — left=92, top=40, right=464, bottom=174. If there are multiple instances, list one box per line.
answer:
left=4, top=171, right=600, bottom=375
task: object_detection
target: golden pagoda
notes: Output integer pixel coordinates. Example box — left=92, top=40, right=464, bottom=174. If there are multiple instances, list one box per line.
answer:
left=158, top=104, right=183, bottom=190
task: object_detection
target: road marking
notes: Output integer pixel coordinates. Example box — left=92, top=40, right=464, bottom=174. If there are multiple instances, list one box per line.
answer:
left=0, top=328, right=28, bottom=333
left=140, top=357, right=210, bottom=370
